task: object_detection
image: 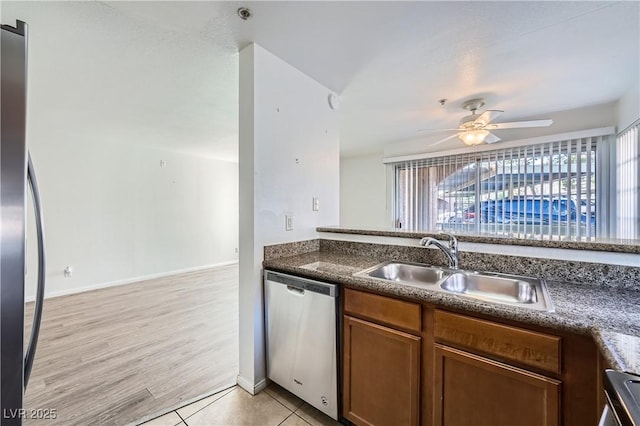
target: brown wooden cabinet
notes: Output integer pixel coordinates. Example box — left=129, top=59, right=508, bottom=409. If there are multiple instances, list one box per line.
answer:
left=431, top=309, right=598, bottom=426
left=343, top=315, right=421, bottom=426
left=432, top=344, right=560, bottom=426
left=342, top=289, right=598, bottom=426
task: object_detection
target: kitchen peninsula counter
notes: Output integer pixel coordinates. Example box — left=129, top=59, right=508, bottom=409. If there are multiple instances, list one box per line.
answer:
left=263, top=249, right=640, bottom=375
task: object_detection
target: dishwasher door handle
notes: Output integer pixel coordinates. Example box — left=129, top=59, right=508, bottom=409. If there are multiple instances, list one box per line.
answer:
left=287, top=285, right=305, bottom=295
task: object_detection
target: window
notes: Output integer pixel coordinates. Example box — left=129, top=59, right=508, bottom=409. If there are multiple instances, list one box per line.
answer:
left=392, top=136, right=610, bottom=239
left=616, top=120, right=640, bottom=239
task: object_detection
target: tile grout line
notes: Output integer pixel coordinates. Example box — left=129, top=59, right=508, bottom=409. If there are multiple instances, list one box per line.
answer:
left=277, top=411, right=312, bottom=426
left=262, top=388, right=305, bottom=414
left=175, top=385, right=237, bottom=426
left=262, top=390, right=314, bottom=426
left=292, top=412, right=313, bottom=425
left=276, top=412, right=295, bottom=426
left=174, top=409, right=186, bottom=425
left=178, top=385, right=237, bottom=423
left=180, top=385, right=300, bottom=426
left=264, top=386, right=324, bottom=424
left=139, top=385, right=237, bottom=425
left=262, top=390, right=313, bottom=426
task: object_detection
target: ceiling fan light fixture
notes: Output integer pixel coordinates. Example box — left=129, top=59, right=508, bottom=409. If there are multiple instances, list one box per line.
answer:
left=422, top=98, right=551, bottom=148
left=459, top=129, right=489, bottom=145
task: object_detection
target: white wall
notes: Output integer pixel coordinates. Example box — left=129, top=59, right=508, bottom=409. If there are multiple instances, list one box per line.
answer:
left=25, top=139, right=239, bottom=299
left=4, top=1, right=241, bottom=299
left=616, top=79, right=640, bottom=131
left=340, top=154, right=389, bottom=229
left=238, top=44, right=340, bottom=393
left=3, top=1, right=239, bottom=162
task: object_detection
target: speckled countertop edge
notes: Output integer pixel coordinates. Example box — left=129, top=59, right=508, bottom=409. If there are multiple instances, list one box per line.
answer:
left=263, top=251, right=640, bottom=374
left=317, top=227, right=640, bottom=254
left=592, top=329, right=640, bottom=373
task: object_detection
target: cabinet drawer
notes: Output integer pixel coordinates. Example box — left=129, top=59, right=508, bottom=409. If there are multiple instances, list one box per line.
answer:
left=344, top=288, right=421, bottom=333
left=434, top=310, right=561, bottom=374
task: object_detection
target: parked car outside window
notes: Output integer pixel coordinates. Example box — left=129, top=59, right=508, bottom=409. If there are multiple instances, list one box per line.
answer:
left=478, top=198, right=586, bottom=225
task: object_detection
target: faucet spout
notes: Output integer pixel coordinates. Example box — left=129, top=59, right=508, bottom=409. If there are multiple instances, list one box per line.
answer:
left=420, top=233, right=459, bottom=269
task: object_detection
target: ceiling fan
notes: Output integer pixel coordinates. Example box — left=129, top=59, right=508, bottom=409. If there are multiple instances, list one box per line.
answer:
left=420, top=98, right=553, bottom=146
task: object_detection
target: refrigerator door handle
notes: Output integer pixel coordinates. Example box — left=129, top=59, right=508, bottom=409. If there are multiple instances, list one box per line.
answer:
left=24, top=152, right=46, bottom=389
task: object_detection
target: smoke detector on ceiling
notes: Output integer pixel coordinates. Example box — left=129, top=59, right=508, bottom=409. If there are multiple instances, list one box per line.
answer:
left=237, top=7, right=252, bottom=20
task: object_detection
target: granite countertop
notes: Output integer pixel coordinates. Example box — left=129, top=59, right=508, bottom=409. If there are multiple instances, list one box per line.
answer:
left=263, top=251, right=640, bottom=375
left=317, top=226, right=640, bottom=254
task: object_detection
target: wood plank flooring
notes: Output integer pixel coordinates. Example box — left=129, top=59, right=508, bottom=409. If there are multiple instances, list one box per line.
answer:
left=23, top=265, right=239, bottom=425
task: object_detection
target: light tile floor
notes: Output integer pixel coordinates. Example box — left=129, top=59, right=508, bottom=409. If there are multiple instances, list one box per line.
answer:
left=139, top=383, right=342, bottom=426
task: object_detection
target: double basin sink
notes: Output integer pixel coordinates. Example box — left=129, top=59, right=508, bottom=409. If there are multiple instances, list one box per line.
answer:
left=354, top=261, right=554, bottom=312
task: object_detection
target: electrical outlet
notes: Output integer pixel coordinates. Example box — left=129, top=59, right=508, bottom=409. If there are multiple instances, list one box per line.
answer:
left=285, top=215, right=294, bottom=231
left=312, top=197, right=320, bottom=211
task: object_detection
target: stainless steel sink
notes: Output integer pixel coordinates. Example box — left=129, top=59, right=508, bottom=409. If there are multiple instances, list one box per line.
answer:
left=440, top=272, right=554, bottom=311
left=355, top=261, right=554, bottom=312
left=355, top=261, right=452, bottom=288
left=441, top=273, right=533, bottom=302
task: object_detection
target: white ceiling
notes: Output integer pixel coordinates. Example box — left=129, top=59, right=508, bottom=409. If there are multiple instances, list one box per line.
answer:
left=2, top=1, right=638, bottom=161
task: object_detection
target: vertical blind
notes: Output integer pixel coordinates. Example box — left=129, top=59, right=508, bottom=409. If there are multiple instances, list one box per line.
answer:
left=393, top=136, right=608, bottom=240
left=616, top=120, right=640, bottom=239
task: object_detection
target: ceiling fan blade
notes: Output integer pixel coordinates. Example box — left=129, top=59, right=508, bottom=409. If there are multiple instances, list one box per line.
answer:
left=485, top=133, right=501, bottom=144
left=417, top=128, right=460, bottom=133
left=429, top=133, right=458, bottom=146
left=474, top=110, right=503, bottom=126
left=491, top=119, right=553, bottom=130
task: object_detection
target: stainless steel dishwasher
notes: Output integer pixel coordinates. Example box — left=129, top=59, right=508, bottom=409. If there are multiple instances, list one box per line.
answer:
left=264, top=270, right=338, bottom=420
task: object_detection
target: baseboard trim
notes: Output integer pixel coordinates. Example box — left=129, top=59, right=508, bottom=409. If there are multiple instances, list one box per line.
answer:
left=27, top=260, right=239, bottom=302
left=236, top=375, right=267, bottom=395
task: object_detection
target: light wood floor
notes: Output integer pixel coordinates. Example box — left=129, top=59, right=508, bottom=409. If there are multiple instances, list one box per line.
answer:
left=23, top=265, right=239, bottom=425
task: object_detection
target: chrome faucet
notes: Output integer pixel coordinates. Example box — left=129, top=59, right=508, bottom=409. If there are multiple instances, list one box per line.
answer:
left=420, top=232, right=459, bottom=269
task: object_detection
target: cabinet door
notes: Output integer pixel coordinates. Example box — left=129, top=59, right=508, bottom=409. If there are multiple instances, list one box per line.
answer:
left=433, top=345, right=560, bottom=426
left=343, top=315, right=421, bottom=426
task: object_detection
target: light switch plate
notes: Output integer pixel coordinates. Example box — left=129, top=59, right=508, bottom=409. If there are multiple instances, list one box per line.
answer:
left=285, top=215, right=293, bottom=231
left=312, top=197, right=320, bottom=211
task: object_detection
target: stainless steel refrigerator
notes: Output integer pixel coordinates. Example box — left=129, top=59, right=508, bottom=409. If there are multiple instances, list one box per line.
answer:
left=1, top=20, right=46, bottom=425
